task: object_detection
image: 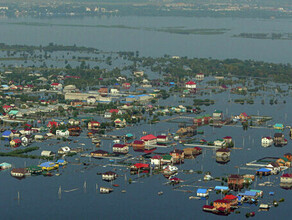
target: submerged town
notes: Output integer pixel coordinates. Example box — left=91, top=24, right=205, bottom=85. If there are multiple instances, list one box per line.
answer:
left=0, top=43, right=292, bottom=218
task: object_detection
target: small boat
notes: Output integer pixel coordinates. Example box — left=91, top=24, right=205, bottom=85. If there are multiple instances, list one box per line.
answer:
left=113, top=184, right=119, bottom=187
left=158, top=191, right=163, bottom=196
left=121, top=190, right=126, bottom=193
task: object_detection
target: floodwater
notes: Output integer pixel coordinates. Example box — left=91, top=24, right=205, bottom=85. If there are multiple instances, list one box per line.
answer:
left=0, top=16, right=291, bottom=219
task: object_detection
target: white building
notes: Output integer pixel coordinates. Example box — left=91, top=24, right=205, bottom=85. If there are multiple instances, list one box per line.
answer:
left=261, top=137, right=273, bottom=147
left=56, top=130, right=70, bottom=137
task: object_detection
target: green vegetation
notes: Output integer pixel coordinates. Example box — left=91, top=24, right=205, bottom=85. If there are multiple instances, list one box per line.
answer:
left=0, top=146, right=49, bottom=159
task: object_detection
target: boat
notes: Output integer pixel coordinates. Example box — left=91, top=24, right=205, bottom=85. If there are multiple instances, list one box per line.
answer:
left=113, top=184, right=119, bottom=187
left=158, top=191, right=163, bottom=196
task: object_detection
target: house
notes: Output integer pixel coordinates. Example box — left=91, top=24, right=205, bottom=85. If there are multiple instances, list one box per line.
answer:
left=114, top=118, right=127, bottom=128
left=112, top=144, right=129, bottom=154
left=10, top=139, right=21, bottom=147
left=110, top=88, right=119, bottom=94
left=11, top=168, right=29, bottom=177
left=98, top=87, right=108, bottom=96
left=176, top=126, right=197, bottom=137
left=277, top=157, right=290, bottom=167
left=185, top=81, right=196, bottom=89
left=132, top=140, right=145, bottom=151
left=2, top=130, right=12, bottom=140
left=122, top=82, right=131, bottom=89
left=239, top=112, right=249, bottom=121
left=105, top=109, right=123, bottom=118
left=213, top=110, right=223, bottom=120
left=0, top=162, right=12, bottom=170
left=183, top=148, right=196, bottom=158
left=86, top=96, right=96, bottom=104
left=193, top=117, right=203, bottom=125
left=170, top=149, right=184, bottom=164
left=133, top=71, right=144, bottom=77
left=50, top=83, right=62, bottom=91
left=47, top=121, right=58, bottom=128
left=130, top=163, right=150, bottom=172
left=41, top=150, right=55, bottom=157
left=223, top=194, right=238, bottom=206
left=68, top=127, right=82, bottom=136
left=266, top=162, right=281, bottom=174
left=88, top=121, right=100, bottom=131
left=214, top=186, right=229, bottom=191
left=280, top=173, right=292, bottom=183
left=27, top=165, right=42, bottom=175
left=140, top=134, right=157, bottom=146
left=39, top=162, right=59, bottom=171
left=90, top=150, right=109, bottom=157
left=58, top=146, right=71, bottom=155
left=161, top=154, right=173, bottom=164
left=228, top=174, right=244, bottom=191
left=274, top=133, right=287, bottom=146
left=195, top=73, right=204, bottom=81
left=2, top=105, right=12, bottom=112
left=256, top=168, right=271, bottom=176
left=150, top=155, right=163, bottom=167
left=273, top=123, right=284, bottom=130
left=102, top=171, right=117, bottom=181
left=213, top=199, right=231, bottom=211
left=214, top=139, right=226, bottom=147
left=261, top=137, right=273, bottom=147
left=197, top=188, right=209, bottom=197
left=68, top=118, right=80, bottom=126
left=156, top=135, right=169, bottom=144
left=223, top=136, right=233, bottom=144
left=56, top=159, right=67, bottom=166
left=284, top=153, right=292, bottom=162
left=216, top=148, right=230, bottom=157
left=56, top=130, right=69, bottom=137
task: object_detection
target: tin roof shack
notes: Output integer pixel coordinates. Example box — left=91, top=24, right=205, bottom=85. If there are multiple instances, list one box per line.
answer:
left=197, top=188, right=209, bottom=197
left=213, top=199, right=231, bottom=213
left=170, top=149, right=184, bottom=164
left=112, top=144, right=129, bottom=154
left=91, top=150, right=109, bottom=158
left=256, top=168, right=271, bottom=176
left=102, top=171, right=117, bottom=182
left=274, top=133, right=287, bottom=146
left=228, top=175, right=244, bottom=191
left=132, top=140, right=145, bottom=151
left=223, top=194, right=238, bottom=206
left=140, top=134, right=157, bottom=146
left=88, top=121, right=100, bottom=131
left=281, top=173, right=292, bottom=183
